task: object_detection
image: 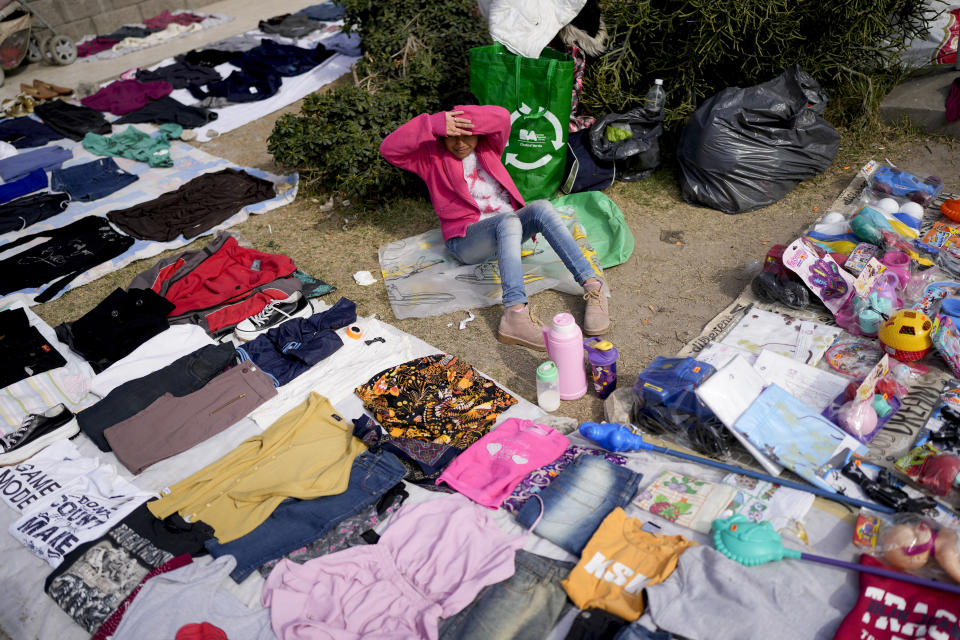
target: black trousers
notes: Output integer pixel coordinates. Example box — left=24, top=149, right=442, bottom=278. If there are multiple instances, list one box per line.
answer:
left=78, top=342, right=236, bottom=451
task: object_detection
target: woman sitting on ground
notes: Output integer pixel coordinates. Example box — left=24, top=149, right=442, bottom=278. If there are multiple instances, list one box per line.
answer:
left=379, top=103, right=610, bottom=351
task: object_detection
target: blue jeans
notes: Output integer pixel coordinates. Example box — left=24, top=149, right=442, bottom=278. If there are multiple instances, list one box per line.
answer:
left=438, top=549, right=574, bottom=640
left=615, top=625, right=675, bottom=640
left=205, top=449, right=407, bottom=582
left=444, top=200, right=598, bottom=307
left=50, top=157, right=138, bottom=201
left=515, top=454, right=642, bottom=556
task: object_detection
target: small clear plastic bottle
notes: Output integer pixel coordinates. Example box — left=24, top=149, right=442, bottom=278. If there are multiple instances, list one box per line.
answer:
left=643, top=79, right=665, bottom=116
left=536, top=361, right=561, bottom=412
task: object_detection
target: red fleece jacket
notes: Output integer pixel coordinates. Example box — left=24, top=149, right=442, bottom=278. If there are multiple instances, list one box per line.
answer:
left=379, top=105, right=526, bottom=241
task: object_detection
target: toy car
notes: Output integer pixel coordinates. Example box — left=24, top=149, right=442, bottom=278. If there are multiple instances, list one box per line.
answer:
left=870, top=167, right=943, bottom=207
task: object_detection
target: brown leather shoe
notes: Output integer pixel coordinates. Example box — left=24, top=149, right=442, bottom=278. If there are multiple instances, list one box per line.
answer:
left=497, top=305, right=546, bottom=350
left=34, top=80, right=73, bottom=96
left=583, top=280, right=610, bottom=335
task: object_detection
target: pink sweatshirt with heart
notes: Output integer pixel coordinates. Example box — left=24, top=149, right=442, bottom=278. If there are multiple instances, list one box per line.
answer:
left=437, top=418, right=569, bottom=509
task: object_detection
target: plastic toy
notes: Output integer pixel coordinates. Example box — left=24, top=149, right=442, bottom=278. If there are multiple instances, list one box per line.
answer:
left=878, top=309, right=933, bottom=362
left=917, top=453, right=960, bottom=496
left=837, top=398, right=879, bottom=441
left=880, top=251, right=912, bottom=289
left=840, top=459, right=937, bottom=513
left=880, top=522, right=960, bottom=583
left=870, top=166, right=943, bottom=206
left=578, top=422, right=895, bottom=513
left=850, top=205, right=894, bottom=245
left=750, top=244, right=811, bottom=310
left=851, top=271, right=899, bottom=336
left=942, top=198, right=960, bottom=223
left=711, top=514, right=960, bottom=595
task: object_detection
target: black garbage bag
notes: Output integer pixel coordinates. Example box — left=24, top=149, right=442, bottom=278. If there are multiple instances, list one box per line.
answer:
left=677, top=64, right=841, bottom=214
left=588, top=106, right=664, bottom=182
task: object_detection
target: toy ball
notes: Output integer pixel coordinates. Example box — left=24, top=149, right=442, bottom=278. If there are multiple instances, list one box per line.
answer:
left=878, top=309, right=933, bottom=362
left=900, top=201, right=924, bottom=219
left=882, top=523, right=934, bottom=571
left=934, top=527, right=960, bottom=583
left=821, top=211, right=846, bottom=225
left=917, top=454, right=960, bottom=496
left=877, top=198, right=900, bottom=215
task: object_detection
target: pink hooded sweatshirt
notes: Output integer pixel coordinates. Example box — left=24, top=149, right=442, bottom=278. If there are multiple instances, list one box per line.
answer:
left=379, top=105, right=526, bottom=241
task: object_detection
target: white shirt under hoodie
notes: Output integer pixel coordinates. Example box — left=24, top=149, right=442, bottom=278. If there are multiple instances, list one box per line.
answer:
left=462, top=151, right=515, bottom=220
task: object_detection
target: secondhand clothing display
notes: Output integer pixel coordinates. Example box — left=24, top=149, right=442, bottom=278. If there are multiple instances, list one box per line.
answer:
left=115, top=97, right=217, bottom=129
left=103, top=363, right=276, bottom=473
left=0, top=167, right=47, bottom=205
left=355, top=354, right=518, bottom=448
left=107, top=168, right=276, bottom=241
left=437, top=418, right=569, bottom=509
left=0, top=115, right=65, bottom=148
left=110, top=556, right=274, bottom=640
left=136, top=60, right=222, bottom=89
left=148, top=393, right=365, bottom=543
left=261, top=494, right=526, bottom=639
left=34, top=100, right=113, bottom=141
left=0, top=440, right=99, bottom=513
left=0, top=191, right=70, bottom=234
left=258, top=13, right=322, bottom=38
left=44, top=503, right=213, bottom=633
left=0, top=216, right=135, bottom=303
left=561, top=507, right=697, bottom=621
left=515, top=454, right=643, bottom=556
left=0, top=145, right=72, bottom=181
left=182, top=48, right=240, bottom=67
left=10, top=463, right=154, bottom=567
left=236, top=297, right=356, bottom=386
left=231, top=39, right=334, bottom=78
left=89, top=324, right=215, bottom=398
left=55, top=287, right=175, bottom=373
left=187, top=69, right=283, bottom=103
left=82, top=124, right=183, bottom=169
left=644, top=546, right=850, bottom=640
left=78, top=342, right=237, bottom=451
left=353, top=414, right=463, bottom=483
left=50, top=157, right=139, bottom=201
left=502, top=445, right=629, bottom=514
left=90, top=553, right=192, bottom=640
left=81, top=79, right=174, bottom=116
left=206, top=449, right=406, bottom=582
left=128, top=232, right=301, bottom=335
left=0, top=307, right=67, bottom=389
left=439, top=549, right=575, bottom=640
left=255, top=482, right=409, bottom=579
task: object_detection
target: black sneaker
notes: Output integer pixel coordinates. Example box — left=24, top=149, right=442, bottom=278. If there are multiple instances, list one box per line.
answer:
left=234, top=292, right=313, bottom=342
left=0, top=404, right=78, bottom=465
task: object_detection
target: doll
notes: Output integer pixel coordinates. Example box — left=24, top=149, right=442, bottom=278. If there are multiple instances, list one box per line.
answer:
left=881, top=522, right=960, bottom=583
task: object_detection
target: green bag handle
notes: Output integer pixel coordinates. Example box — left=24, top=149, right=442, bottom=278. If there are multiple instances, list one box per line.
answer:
left=513, top=55, right=556, bottom=120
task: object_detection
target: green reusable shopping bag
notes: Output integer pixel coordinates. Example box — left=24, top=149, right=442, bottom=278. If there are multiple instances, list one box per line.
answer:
left=470, top=43, right=574, bottom=202
left=551, top=191, right=635, bottom=268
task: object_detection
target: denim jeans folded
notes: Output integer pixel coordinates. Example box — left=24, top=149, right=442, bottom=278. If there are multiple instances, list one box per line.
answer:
left=50, top=157, right=138, bottom=201
left=515, top=454, right=642, bottom=556
left=439, top=549, right=575, bottom=640
left=206, top=449, right=407, bottom=582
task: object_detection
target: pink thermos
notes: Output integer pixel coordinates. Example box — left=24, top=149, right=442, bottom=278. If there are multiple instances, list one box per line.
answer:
left=542, top=312, right=587, bottom=400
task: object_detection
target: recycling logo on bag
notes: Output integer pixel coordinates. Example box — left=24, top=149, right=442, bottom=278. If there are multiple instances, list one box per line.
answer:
left=506, top=103, right=565, bottom=172
left=469, top=43, right=574, bottom=202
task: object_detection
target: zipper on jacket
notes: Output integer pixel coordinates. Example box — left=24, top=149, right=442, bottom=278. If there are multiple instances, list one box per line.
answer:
left=210, top=393, right=246, bottom=415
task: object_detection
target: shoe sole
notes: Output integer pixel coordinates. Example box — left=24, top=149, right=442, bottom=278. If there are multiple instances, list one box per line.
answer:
left=234, top=300, right=314, bottom=342
left=583, top=322, right=610, bottom=336
left=0, top=418, right=79, bottom=466
left=497, top=332, right=547, bottom=351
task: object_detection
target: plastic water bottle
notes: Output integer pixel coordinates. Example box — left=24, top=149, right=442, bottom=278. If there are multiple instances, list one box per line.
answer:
left=536, top=361, right=561, bottom=412
left=643, top=79, right=665, bottom=116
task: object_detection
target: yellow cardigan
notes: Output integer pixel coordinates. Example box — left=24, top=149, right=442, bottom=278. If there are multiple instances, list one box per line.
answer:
left=148, top=392, right=365, bottom=543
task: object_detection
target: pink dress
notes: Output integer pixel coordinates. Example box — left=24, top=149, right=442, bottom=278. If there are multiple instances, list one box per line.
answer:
left=436, top=418, right=569, bottom=509
left=261, top=494, right=526, bottom=639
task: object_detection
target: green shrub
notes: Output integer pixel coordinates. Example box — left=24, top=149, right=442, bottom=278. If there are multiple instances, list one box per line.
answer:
left=584, top=0, right=930, bottom=130
left=267, top=0, right=490, bottom=201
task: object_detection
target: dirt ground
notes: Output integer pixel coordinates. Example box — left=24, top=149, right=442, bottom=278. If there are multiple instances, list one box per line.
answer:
left=33, top=92, right=960, bottom=424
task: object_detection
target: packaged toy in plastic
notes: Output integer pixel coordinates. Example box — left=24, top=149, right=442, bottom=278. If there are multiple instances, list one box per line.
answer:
left=631, top=356, right=735, bottom=458
left=855, top=512, right=960, bottom=585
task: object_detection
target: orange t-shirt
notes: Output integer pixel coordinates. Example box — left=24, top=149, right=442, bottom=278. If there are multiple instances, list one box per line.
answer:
left=561, top=507, right=697, bottom=621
